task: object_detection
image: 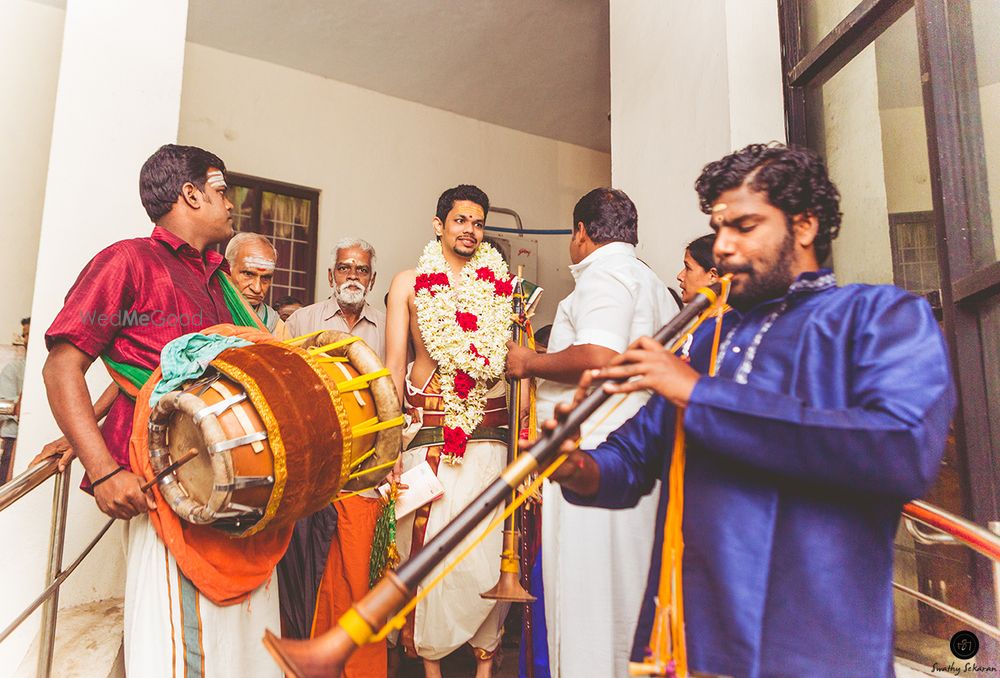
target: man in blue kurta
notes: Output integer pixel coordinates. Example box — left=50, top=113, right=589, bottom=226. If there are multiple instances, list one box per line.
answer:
left=547, top=143, right=955, bottom=678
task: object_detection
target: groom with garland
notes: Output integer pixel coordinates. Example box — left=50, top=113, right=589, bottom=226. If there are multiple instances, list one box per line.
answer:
left=385, top=185, right=514, bottom=678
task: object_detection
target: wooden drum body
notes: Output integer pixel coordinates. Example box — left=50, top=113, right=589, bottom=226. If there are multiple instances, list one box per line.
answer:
left=147, top=332, right=401, bottom=537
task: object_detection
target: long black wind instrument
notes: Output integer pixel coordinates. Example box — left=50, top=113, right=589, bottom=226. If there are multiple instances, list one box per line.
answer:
left=262, top=281, right=725, bottom=678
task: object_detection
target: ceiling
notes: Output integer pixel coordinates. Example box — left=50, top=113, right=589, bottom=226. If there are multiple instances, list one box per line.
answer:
left=184, top=0, right=611, bottom=152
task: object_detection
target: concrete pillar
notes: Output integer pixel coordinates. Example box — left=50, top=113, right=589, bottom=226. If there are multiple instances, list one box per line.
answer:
left=0, top=0, right=64, bottom=340
left=0, top=0, right=189, bottom=672
left=610, top=0, right=785, bottom=281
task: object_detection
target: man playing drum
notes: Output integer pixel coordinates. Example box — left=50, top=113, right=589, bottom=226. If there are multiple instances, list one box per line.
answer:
left=385, top=185, right=512, bottom=678
left=43, top=144, right=281, bottom=678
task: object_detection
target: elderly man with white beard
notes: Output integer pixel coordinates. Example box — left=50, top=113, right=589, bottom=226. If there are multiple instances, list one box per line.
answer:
left=285, top=237, right=385, bottom=359
left=277, top=237, right=392, bottom=676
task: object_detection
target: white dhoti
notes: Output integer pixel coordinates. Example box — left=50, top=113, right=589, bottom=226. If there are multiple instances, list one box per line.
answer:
left=542, top=477, right=660, bottom=677
left=123, top=514, right=281, bottom=678
left=395, top=373, right=510, bottom=661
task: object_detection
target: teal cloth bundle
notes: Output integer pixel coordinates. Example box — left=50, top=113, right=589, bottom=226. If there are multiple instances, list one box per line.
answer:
left=149, top=333, right=252, bottom=406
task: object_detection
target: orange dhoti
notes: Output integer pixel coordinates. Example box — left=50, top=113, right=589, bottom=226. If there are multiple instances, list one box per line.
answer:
left=311, top=493, right=387, bottom=678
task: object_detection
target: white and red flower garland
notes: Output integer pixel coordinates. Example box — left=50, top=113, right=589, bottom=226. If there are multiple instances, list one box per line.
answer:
left=414, top=239, right=513, bottom=463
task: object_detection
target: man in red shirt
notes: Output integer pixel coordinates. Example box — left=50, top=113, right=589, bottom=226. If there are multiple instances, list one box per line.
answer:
left=45, top=145, right=236, bottom=513
left=43, top=144, right=280, bottom=677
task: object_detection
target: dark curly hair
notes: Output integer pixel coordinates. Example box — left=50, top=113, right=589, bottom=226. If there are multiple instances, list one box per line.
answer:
left=436, top=184, right=490, bottom=223
left=694, top=143, right=842, bottom=262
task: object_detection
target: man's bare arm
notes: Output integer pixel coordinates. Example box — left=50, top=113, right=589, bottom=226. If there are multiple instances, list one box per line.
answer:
left=506, top=342, right=617, bottom=384
left=32, top=381, right=119, bottom=470
left=43, top=342, right=154, bottom=518
left=385, top=270, right=416, bottom=403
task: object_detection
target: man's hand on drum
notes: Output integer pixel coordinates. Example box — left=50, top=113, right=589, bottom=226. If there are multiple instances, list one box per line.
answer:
left=595, top=336, right=700, bottom=408
left=94, top=469, right=156, bottom=520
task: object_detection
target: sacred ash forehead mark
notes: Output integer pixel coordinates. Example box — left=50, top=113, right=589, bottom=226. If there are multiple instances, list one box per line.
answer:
left=242, top=255, right=275, bottom=272
left=711, top=202, right=728, bottom=225
left=207, top=169, right=227, bottom=190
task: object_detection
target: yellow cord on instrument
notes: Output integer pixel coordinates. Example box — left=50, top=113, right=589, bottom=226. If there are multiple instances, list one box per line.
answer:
left=308, top=335, right=361, bottom=354
left=352, top=414, right=405, bottom=437
left=370, top=283, right=732, bottom=649
left=348, top=458, right=397, bottom=480
left=333, top=485, right=380, bottom=502
left=371, top=451, right=568, bottom=641
left=337, top=368, right=392, bottom=393
left=284, top=329, right=326, bottom=345
left=371, top=390, right=635, bottom=642
left=349, top=447, right=379, bottom=470
left=642, top=275, right=731, bottom=678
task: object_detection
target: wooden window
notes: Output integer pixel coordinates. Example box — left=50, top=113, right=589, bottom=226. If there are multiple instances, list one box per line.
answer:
left=889, top=211, right=941, bottom=304
left=224, top=173, right=320, bottom=306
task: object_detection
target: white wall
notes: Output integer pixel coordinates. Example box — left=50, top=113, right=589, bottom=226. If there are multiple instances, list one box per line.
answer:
left=978, top=81, right=1000, bottom=255
left=178, top=43, right=610, bottom=327
left=609, top=0, right=786, bottom=282
left=822, top=46, right=895, bottom=285
left=879, top=105, right=933, bottom=215
left=878, top=83, right=1000, bottom=268
left=0, top=0, right=63, bottom=341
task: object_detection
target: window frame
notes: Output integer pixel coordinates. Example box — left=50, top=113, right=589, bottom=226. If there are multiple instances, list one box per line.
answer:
left=225, top=172, right=321, bottom=306
left=778, top=0, right=999, bottom=639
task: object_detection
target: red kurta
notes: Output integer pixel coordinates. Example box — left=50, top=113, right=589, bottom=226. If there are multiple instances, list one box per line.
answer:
left=46, top=226, right=232, bottom=475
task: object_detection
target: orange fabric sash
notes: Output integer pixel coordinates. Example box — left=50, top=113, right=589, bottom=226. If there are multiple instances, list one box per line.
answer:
left=128, top=323, right=293, bottom=606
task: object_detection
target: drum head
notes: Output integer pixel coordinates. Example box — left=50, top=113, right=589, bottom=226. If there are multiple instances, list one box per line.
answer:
left=168, top=414, right=215, bottom=506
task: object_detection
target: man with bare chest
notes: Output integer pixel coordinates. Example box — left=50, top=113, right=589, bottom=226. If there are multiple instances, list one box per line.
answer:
left=385, top=185, right=513, bottom=678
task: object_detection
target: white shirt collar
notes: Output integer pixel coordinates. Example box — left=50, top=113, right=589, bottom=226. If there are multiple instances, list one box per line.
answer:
left=568, top=241, right=636, bottom=281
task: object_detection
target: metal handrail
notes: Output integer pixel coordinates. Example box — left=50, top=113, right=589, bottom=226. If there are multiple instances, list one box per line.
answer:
left=895, top=500, right=1000, bottom=642
left=903, top=500, right=1000, bottom=561
left=0, top=455, right=60, bottom=512
left=489, top=206, right=524, bottom=234
left=0, top=454, right=110, bottom=678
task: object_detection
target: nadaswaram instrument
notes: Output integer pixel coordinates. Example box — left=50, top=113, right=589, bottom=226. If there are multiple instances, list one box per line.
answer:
left=481, top=269, right=536, bottom=604
left=262, top=281, right=726, bottom=678
left=145, top=329, right=402, bottom=537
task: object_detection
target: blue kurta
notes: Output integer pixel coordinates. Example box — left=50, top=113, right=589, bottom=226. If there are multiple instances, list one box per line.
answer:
left=564, top=271, right=955, bottom=678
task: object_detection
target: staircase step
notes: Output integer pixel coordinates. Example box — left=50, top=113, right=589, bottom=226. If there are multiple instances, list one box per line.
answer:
left=15, top=598, right=124, bottom=678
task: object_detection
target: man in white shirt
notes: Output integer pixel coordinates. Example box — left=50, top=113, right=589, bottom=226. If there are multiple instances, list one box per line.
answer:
left=285, top=238, right=385, bottom=359
left=505, top=187, right=674, bottom=678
